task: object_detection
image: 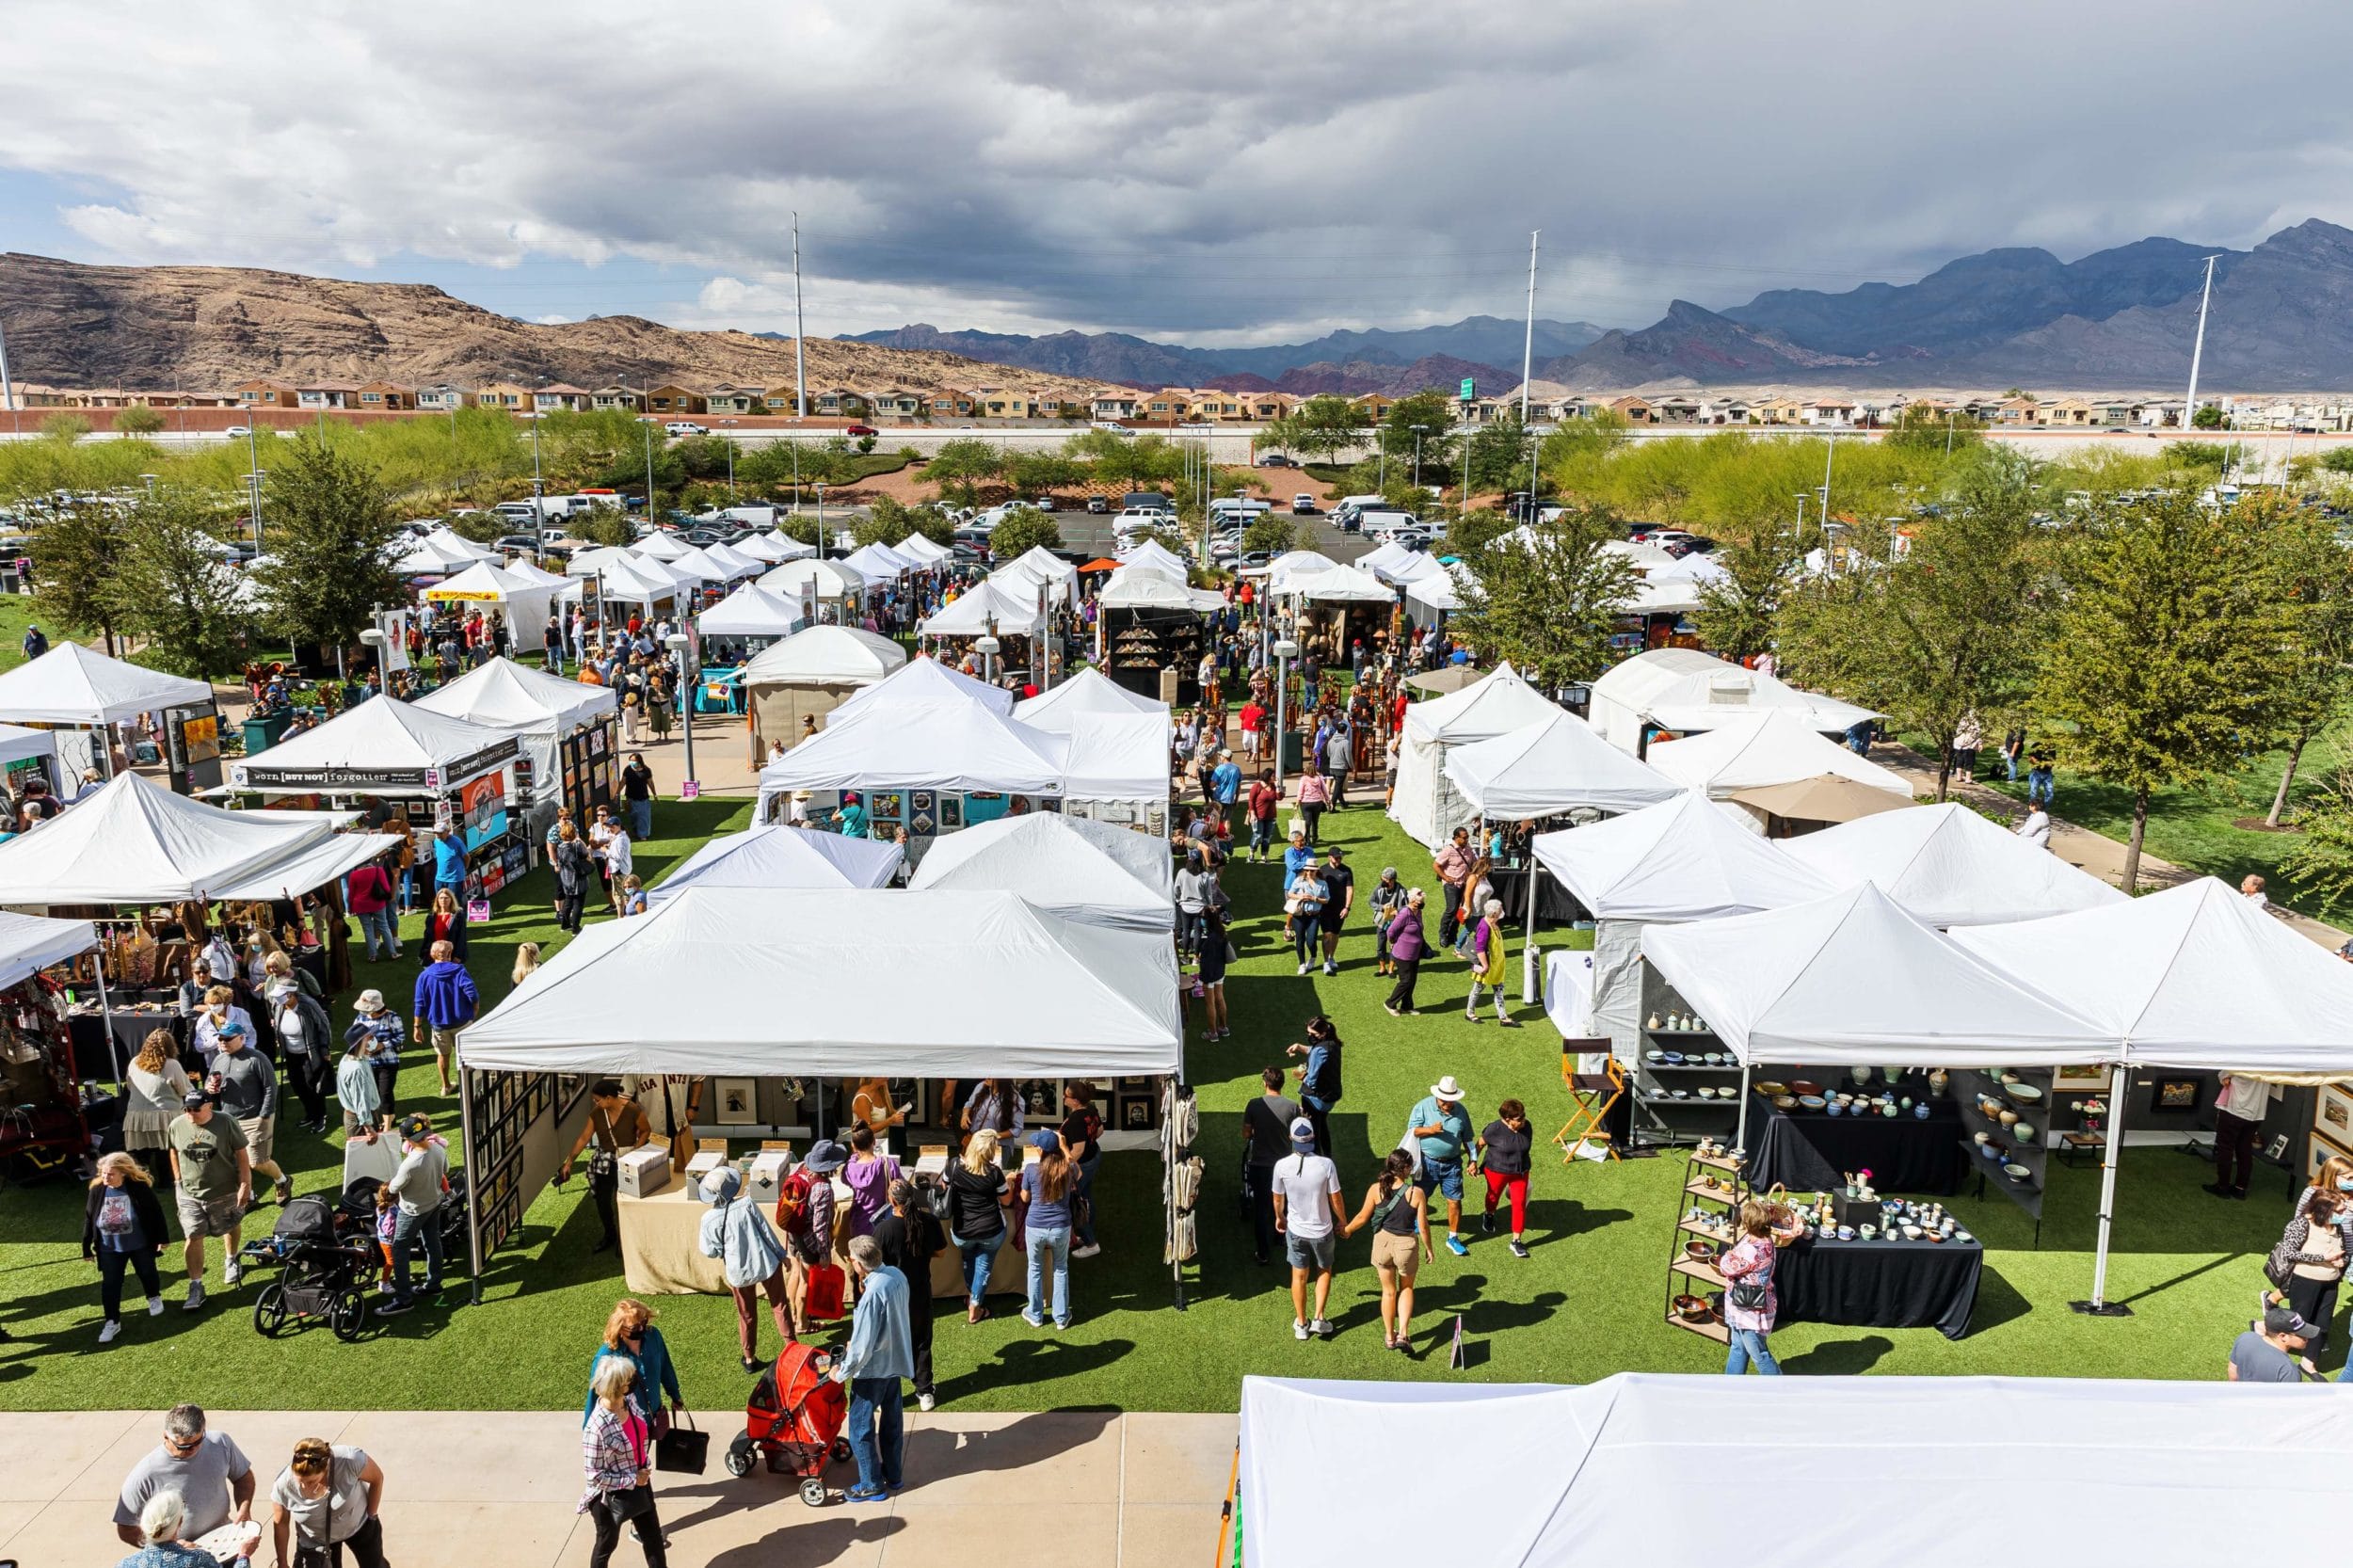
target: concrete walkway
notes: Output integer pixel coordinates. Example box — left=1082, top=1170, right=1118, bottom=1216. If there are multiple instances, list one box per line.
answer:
left=1, top=1408, right=1235, bottom=1566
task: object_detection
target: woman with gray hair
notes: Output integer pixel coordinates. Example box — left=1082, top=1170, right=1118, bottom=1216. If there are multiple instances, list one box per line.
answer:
left=580, top=1357, right=666, bottom=1568
left=116, top=1490, right=219, bottom=1567
left=1384, top=887, right=1429, bottom=1016
left=1464, top=896, right=1516, bottom=1026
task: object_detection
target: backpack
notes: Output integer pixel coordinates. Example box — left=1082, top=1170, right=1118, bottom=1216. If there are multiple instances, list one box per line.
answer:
left=774, top=1168, right=816, bottom=1238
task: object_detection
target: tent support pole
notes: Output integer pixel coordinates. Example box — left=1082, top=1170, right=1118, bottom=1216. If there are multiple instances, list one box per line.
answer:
left=1521, top=861, right=1540, bottom=1005
left=2071, top=1062, right=2132, bottom=1317
left=459, top=1064, right=486, bottom=1307
left=92, top=949, right=127, bottom=1083
left=1167, top=1078, right=1186, bottom=1311
left=1734, top=1061, right=1752, bottom=1154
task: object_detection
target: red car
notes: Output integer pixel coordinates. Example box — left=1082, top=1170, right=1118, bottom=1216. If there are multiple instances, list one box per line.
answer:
left=844, top=424, right=878, bottom=438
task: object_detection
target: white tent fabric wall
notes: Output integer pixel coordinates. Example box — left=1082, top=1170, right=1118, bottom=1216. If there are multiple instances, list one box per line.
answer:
left=420, top=560, right=560, bottom=636
left=695, top=584, right=808, bottom=639
left=918, top=579, right=1048, bottom=639
left=732, top=531, right=815, bottom=565
left=740, top=625, right=906, bottom=688
left=228, top=696, right=517, bottom=793
left=1387, top=663, right=1567, bottom=849
left=1055, top=712, right=1174, bottom=807
left=1641, top=884, right=2117, bottom=1067
left=1440, top=710, right=1681, bottom=820
left=759, top=557, right=867, bottom=602
left=1643, top=709, right=1913, bottom=825
left=1401, top=559, right=1470, bottom=616
left=1532, top=792, right=1835, bottom=1053
left=1781, top=801, right=2126, bottom=926
left=647, top=824, right=904, bottom=903
left=456, top=887, right=1182, bottom=1079
left=414, top=657, right=616, bottom=805
left=0, top=643, right=213, bottom=725
left=1237, top=1373, right=2353, bottom=1568
left=908, top=811, right=1175, bottom=930
left=1096, top=568, right=1222, bottom=613
left=840, top=542, right=913, bottom=583
left=0, top=721, right=58, bottom=773
left=1586, top=646, right=1879, bottom=755
left=593, top=555, right=686, bottom=611
left=0, top=911, right=97, bottom=991
left=1283, top=564, right=1395, bottom=604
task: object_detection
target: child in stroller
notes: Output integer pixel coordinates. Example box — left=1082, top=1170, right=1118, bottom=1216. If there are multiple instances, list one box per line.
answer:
left=723, top=1339, right=851, bottom=1505
left=239, top=1180, right=382, bottom=1341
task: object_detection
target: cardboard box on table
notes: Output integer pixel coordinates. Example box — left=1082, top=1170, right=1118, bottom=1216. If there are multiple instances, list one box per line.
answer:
left=616, top=1144, right=671, bottom=1199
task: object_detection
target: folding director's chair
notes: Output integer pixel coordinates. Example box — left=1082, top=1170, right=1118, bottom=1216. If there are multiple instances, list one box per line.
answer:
left=1555, top=1044, right=1625, bottom=1164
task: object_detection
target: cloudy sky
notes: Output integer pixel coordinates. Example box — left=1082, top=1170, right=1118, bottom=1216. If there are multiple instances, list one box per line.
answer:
left=4, top=2, right=2350, bottom=346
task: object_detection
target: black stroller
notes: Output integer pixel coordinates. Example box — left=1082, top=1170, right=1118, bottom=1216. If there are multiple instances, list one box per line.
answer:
left=241, top=1184, right=381, bottom=1342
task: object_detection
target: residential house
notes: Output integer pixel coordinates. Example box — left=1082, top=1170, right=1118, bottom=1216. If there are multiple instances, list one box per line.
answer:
left=1700, top=396, right=1753, bottom=425
left=1988, top=396, right=2041, bottom=426
left=414, top=385, right=471, bottom=412
left=1090, top=389, right=1142, bottom=421
left=234, top=379, right=301, bottom=409
left=534, top=384, right=592, bottom=413
left=474, top=382, right=532, bottom=413
left=1144, top=388, right=1198, bottom=420
left=646, top=385, right=706, bottom=415
left=1799, top=397, right=1857, bottom=426
left=868, top=388, right=924, bottom=420
left=355, top=381, right=416, bottom=411
left=1037, top=393, right=1088, bottom=420
left=926, top=389, right=974, bottom=419
left=1608, top=395, right=1656, bottom=424
left=761, top=387, right=802, bottom=414
left=592, top=385, right=647, bottom=413
left=973, top=388, right=1030, bottom=419
left=2136, top=399, right=2185, bottom=428
left=807, top=388, right=869, bottom=418
left=296, top=384, right=357, bottom=409
left=704, top=386, right=760, bottom=417
left=1243, top=392, right=1294, bottom=422
left=1650, top=393, right=1704, bottom=425
left=1351, top=392, right=1398, bottom=422
left=1748, top=396, right=1802, bottom=426
left=1189, top=392, right=1247, bottom=422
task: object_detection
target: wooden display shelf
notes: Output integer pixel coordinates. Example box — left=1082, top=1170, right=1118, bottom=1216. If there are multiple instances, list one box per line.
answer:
left=1641, top=1062, right=1742, bottom=1073
left=1684, top=1179, right=1742, bottom=1202
left=1690, top=1153, right=1742, bottom=1175
left=1671, top=1256, right=1727, bottom=1288
left=1666, top=1307, right=1730, bottom=1343
left=1677, top=1216, right=1734, bottom=1243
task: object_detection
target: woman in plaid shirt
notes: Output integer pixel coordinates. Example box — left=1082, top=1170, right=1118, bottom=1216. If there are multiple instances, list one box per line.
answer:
left=580, top=1358, right=665, bottom=1566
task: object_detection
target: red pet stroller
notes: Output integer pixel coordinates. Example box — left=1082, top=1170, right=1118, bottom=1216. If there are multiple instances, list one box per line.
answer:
left=723, top=1340, right=851, bottom=1504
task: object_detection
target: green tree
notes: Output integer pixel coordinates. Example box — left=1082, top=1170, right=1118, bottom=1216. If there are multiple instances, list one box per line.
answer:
left=987, top=510, right=1064, bottom=559
left=1692, top=514, right=1811, bottom=664
left=1006, top=450, right=1081, bottom=497
left=2169, top=441, right=2238, bottom=472
left=1884, top=402, right=1984, bottom=454
left=1449, top=504, right=1642, bottom=689
left=40, top=413, right=91, bottom=440
left=672, top=434, right=735, bottom=481
left=443, top=508, right=507, bottom=543
left=856, top=433, right=877, bottom=455
left=574, top=506, right=633, bottom=547
left=2034, top=486, right=2285, bottom=888
left=110, top=487, right=248, bottom=680
left=114, top=404, right=167, bottom=435
left=2282, top=761, right=2353, bottom=912
left=2252, top=500, right=2353, bottom=824
left=1379, top=392, right=1459, bottom=476
left=1286, top=395, right=1369, bottom=467
left=29, top=501, right=127, bottom=654
left=1465, top=409, right=1538, bottom=494
left=1448, top=506, right=1516, bottom=554
left=1241, top=514, right=1298, bottom=555
left=927, top=439, right=1005, bottom=506
left=1776, top=451, right=2046, bottom=799
left=2191, top=404, right=2226, bottom=429
left=253, top=435, right=407, bottom=664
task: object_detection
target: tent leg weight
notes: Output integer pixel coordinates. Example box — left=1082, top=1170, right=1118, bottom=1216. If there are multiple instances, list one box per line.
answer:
left=2069, top=1299, right=2134, bottom=1318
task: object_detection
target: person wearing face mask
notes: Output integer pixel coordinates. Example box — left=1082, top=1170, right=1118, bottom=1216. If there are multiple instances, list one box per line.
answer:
left=192, top=984, right=255, bottom=1078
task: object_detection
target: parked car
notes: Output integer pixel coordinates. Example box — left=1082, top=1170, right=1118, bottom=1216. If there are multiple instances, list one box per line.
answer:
left=1085, top=496, right=1111, bottom=514
left=1291, top=493, right=1318, bottom=514
left=1033, top=496, right=1058, bottom=512
left=952, top=527, right=994, bottom=549
left=844, top=424, right=879, bottom=438
left=494, top=534, right=540, bottom=553
left=222, top=425, right=250, bottom=438
left=664, top=421, right=707, bottom=437
left=1257, top=454, right=1296, bottom=468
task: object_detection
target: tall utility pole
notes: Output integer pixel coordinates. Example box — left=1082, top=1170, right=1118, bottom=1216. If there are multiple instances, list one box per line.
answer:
left=1520, top=230, right=1539, bottom=428
left=2182, top=253, right=2221, bottom=434
left=0, top=314, right=17, bottom=434
left=792, top=213, right=808, bottom=419
left=245, top=424, right=266, bottom=551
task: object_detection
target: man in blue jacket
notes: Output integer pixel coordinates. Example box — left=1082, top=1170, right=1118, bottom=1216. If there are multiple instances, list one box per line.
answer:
left=833, top=1236, right=913, bottom=1502
left=410, top=940, right=478, bottom=1097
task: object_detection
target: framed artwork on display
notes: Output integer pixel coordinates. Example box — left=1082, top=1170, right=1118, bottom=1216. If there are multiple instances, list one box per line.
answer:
left=1118, top=1096, right=1154, bottom=1130
left=2151, top=1078, right=2201, bottom=1112
left=2309, top=1130, right=2353, bottom=1184
left=2053, top=1063, right=2110, bottom=1093
left=713, top=1077, right=760, bottom=1126
left=2319, top=1083, right=2353, bottom=1143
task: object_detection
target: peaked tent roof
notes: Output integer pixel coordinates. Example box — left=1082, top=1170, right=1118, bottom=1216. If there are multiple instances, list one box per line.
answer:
left=733, top=530, right=816, bottom=564
left=1015, top=668, right=1169, bottom=729
left=840, top=542, right=914, bottom=581
left=1116, top=538, right=1189, bottom=577
left=1402, top=559, right=1470, bottom=614
left=0, top=771, right=396, bottom=904
left=1006, top=545, right=1078, bottom=583
left=420, top=525, right=499, bottom=562
left=1059, top=712, right=1174, bottom=801
left=919, top=578, right=1048, bottom=637
left=1355, top=539, right=1413, bottom=578
left=740, top=625, right=906, bottom=687
left=658, top=546, right=729, bottom=585
left=499, top=558, right=579, bottom=591
left=696, top=583, right=808, bottom=638
left=562, top=545, right=640, bottom=578
left=1952, top=877, right=2353, bottom=1075
left=1641, top=883, right=2117, bottom=1065
left=0, top=721, right=58, bottom=769
left=415, top=655, right=616, bottom=731
left=698, top=540, right=762, bottom=578
left=1532, top=791, right=1834, bottom=922
left=0, top=643, right=214, bottom=725
left=758, top=699, right=1064, bottom=794
left=1442, top=710, right=1681, bottom=818
left=418, top=559, right=544, bottom=604
left=832, top=655, right=1015, bottom=718
left=457, top=887, right=1182, bottom=1078
left=1285, top=564, right=1396, bottom=603
left=1590, top=646, right=1878, bottom=739
left=647, top=824, right=904, bottom=904
left=1644, top=710, right=1913, bottom=799
left=632, top=530, right=692, bottom=561
left=759, top=558, right=867, bottom=600
left=1265, top=549, right=1338, bottom=592
left=231, top=696, right=518, bottom=788
left=1782, top=800, right=2124, bottom=926
left=0, top=910, right=97, bottom=991
left=595, top=555, right=689, bottom=603
left=892, top=534, right=952, bottom=566
left=908, top=811, right=1175, bottom=930
left=390, top=533, right=486, bottom=576
left=1401, top=662, right=1561, bottom=744
left=1097, top=568, right=1221, bottom=612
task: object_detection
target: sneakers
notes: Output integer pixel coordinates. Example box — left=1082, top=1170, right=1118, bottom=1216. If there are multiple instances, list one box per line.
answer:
left=1297, top=962, right=1311, bottom=975
left=1310, top=1317, right=1335, bottom=1338
left=376, top=1296, right=417, bottom=1318
left=1497, top=1016, right=1520, bottom=1029
left=844, top=1484, right=889, bottom=1504
left=1071, top=1242, right=1100, bottom=1259
left=2201, top=1182, right=2235, bottom=1199
left=1322, top=961, right=1337, bottom=976
left=1479, top=1210, right=1496, bottom=1234
left=222, top=1260, right=244, bottom=1287
left=146, top=1296, right=166, bottom=1318
left=1384, top=1003, right=1402, bottom=1016
left=918, top=1392, right=936, bottom=1413
left=184, top=1283, right=206, bottom=1312
left=1508, top=1239, right=1531, bottom=1259
left=1445, top=1234, right=1468, bottom=1257
left=378, top=1279, right=397, bottom=1296
left=274, top=1179, right=294, bottom=1207
left=99, top=1320, right=122, bottom=1344
left=1021, top=1310, right=1046, bottom=1329
left=1294, top=1320, right=1310, bottom=1340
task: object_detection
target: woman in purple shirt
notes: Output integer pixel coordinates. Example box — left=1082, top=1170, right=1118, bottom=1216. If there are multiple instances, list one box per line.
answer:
left=1384, top=887, right=1429, bottom=1016
left=840, top=1123, right=901, bottom=1241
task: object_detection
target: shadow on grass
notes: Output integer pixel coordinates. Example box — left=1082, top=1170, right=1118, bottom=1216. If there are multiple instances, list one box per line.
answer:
left=2110, top=1251, right=2245, bottom=1311
left=937, top=1335, right=1136, bottom=1405
left=1968, top=1265, right=2032, bottom=1335
left=1779, top=1333, right=1895, bottom=1374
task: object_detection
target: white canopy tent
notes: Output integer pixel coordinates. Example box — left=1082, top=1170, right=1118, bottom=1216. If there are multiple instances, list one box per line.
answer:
left=0, top=910, right=97, bottom=991
left=1587, top=646, right=1879, bottom=755
left=0, top=643, right=213, bottom=725
left=0, top=721, right=59, bottom=786
left=694, top=583, right=808, bottom=640
left=1442, top=710, right=1681, bottom=821
left=414, top=656, right=616, bottom=808
left=1355, top=539, right=1413, bottom=579
left=420, top=525, right=498, bottom=563
left=1115, top=538, right=1190, bottom=577
left=1643, top=709, right=1913, bottom=826
left=627, top=552, right=705, bottom=597
left=390, top=533, right=488, bottom=577
left=908, top=811, right=1174, bottom=930
left=647, top=824, right=904, bottom=904
left=1058, top=712, right=1175, bottom=805
left=1283, top=564, right=1395, bottom=604
left=738, top=625, right=906, bottom=758
left=632, top=531, right=693, bottom=562
left=1782, top=801, right=2126, bottom=927
left=1954, top=876, right=2353, bottom=1311
left=1375, top=550, right=1449, bottom=589
left=656, top=546, right=729, bottom=586
left=1388, top=662, right=1566, bottom=849
left=420, top=559, right=562, bottom=634
left=458, top=887, right=1182, bottom=1079
left=1096, top=568, right=1223, bottom=614
left=892, top=534, right=953, bottom=568
left=1402, top=558, right=1470, bottom=616
left=756, top=698, right=1064, bottom=810
left=560, top=545, right=639, bottom=579
left=591, top=555, right=687, bottom=613
left=734, top=530, right=816, bottom=565
left=499, top=557, right=584, bottom=600
left=1533, top=792, right=1835, bottom=1052
left=1015, top=667, right=1168, bottom=728
left=0, top=772, right=399, bottom=904
left=230, top=696, right=519, bottom=798
left=696, top=541, right=762, bottom=580
left=759, top=557, right=867, bottom=605
left=919, top=578, right=1048, bottom=639
left=833, top=654, right=1016, bottom=720
left=1264, top=549, right=1339, bottom=593
left=1237, top=1373, right=2353, bottom=1568
left=840, top=542, right=915, bottom=582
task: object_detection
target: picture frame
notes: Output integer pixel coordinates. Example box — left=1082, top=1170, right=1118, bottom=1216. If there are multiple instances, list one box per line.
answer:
left=1119, top=1096, right=1154, bottom=1131
left=2052, top=1063, right=2110, bottom=1093
left=2308, top=1131, right=2353, bottom=1184
left=2320, top=1083, right=2353, bottom=1142
left=713, top=1077, right=760, bottom=1127
left=2151, top=1077, right=2201, bottom=1113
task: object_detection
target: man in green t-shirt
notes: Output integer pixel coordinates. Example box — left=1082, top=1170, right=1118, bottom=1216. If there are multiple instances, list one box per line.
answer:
left=167, top=1091, right=252, bottom=1311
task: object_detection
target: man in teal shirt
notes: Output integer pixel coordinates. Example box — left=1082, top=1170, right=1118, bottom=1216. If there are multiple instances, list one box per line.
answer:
left=1408, top=1074, right=1475, bottom=1256
left=834, top=1236, right=911, bottom=1501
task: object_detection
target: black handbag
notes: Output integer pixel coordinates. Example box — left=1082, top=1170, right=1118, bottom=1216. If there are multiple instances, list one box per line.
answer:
left=601, top=1481, right=654, bottom=1524
left=655, top=1409, right=709, bottom=1475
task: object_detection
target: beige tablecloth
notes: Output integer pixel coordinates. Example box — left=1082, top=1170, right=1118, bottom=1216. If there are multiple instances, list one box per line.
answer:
left=617, top=1174, right=1023, bottom=1298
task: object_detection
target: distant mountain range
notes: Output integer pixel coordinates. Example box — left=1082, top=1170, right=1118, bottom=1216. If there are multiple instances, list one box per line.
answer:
left=843, top=221, right=2353, bottom=393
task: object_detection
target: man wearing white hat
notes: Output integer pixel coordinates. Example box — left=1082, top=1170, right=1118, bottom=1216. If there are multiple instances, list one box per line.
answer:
left=1408, top=1076, right=1476, bottom=1256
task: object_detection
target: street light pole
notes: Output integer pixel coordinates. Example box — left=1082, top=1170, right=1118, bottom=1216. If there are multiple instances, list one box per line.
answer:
left=641, top=419, right=656, bottom=529
left=529, top=400, right=546, bottom=534
left=722, top=419, right=738, bottom=502
left=1272, top=637, right=1298, bottom=797
left=815, top=484, right=827, bottom=559
left=245, top=424, right=265, bottom=551
left=664, top=632, right=696, bottom=788
left=1411, top=424, right=1428, bottom=491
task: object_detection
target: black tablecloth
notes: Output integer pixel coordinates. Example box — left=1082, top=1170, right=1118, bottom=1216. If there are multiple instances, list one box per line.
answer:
left=67, top=1010, right=189, bottom=1082
left=1774, top=1232, right=1983, bottom=1339
left=1748, top=1096, right=1968, bottom=1196
left=1485, top=864, right=1580, bottom=922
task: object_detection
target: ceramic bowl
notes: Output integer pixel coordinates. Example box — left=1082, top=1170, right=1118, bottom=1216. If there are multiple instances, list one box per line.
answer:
left=1999, top=1070, right=2020, bottom=1085
left=1755, top=1081, right=1788, bottom=1096
left=1955, top=1229, right=1974, bottom=1243
left=1859, top=1224, right=1878, bottom=1240
left=1684, top=1240, right=1718, bottom=1264
left=1972, top=1130, right=1991, bottom=1144
left=1695, top=1086, right=1717, bottom=1099
left=1662, top=1051, right=1685, bottom=1065
left=1772, top=1096, right=1798, bottom=1111
left=1902, top=1224, right=1923, bottom=1240
left=1789, top=1080, right=1822, bottom=1097
left=1646, top=1049, right=1666, bottom=1063
left=1669, top=1087, right=1690, bottom=1099
left=1798, top=1095, right=1827, bottom=1111
left=2002, top=1161, right=2032, bottom=1181
left=2012, top=1124, right=2036, bottom=1144
left=1998, top=1109, right=2019, bottom=1127
left=1673, top=1293, right=1715, bottom=1323
left=1926, top=1229, right=1945, bottom=1243
left=2005, top=1082, right=2044, bottom=1105
left=1825, top=1101, right=1845, bottom=1117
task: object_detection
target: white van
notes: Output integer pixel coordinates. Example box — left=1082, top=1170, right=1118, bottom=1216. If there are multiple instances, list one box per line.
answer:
left=1357, top=509, right=1419, bottom=538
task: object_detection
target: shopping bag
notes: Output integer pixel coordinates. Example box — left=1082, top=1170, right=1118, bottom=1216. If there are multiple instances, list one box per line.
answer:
left=803, top=1261, right=847, bottom=1320
left=655, top=1409, right=710, bottom=1475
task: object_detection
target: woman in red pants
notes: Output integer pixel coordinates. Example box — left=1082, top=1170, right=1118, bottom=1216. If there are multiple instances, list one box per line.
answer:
left=1477, top=1099, right=1533, bottom=1258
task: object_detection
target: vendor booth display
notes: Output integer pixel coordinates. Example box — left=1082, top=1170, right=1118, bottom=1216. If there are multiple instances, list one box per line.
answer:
left=1586, top=646, right=1879, bottom=757
left=754, top=697, right=1064, bottom=835
left=419, top=560, right=566, bottom=645
left=0, top=642, right=220, bottom=792
left=696, top=583, right=808, bottom=649
left=918, top=578, right=1048, bottom=641
left=1096, top=573, right=1212, bottom=703
left=1234, top=1373, right=2353, bottom=1568
left=907, top=811, right=1174, bottom=930
left=1643, top=710, right=1912, bottom=824
left=1388, top=663, right=1569, bottom=850
left=759, top=558, right=866, bottom=618
left=414, top=656, right=619, bottom=821
left=739, top=624, right=907, bottom=761
left=1441, top=709, right=1679, bottom=822
left=0, top=719, right=62, bottom=800
left=1782, top=801, right=2125, bottom=927
left=647, top=824, right=904, bottom=903
left=0, top=912, right=101, bottom=1182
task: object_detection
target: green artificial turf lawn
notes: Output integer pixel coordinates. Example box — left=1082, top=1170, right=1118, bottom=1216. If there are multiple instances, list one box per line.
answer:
left=0, top=794, right=2296, bottom=1413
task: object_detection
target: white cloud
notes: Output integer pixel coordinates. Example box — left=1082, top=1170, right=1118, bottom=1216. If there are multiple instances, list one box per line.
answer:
left=4, top=2, right=2353, bottom=341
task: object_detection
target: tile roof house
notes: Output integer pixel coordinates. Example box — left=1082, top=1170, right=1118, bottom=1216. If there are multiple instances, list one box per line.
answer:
left=355, top=381, right=416, bottom=410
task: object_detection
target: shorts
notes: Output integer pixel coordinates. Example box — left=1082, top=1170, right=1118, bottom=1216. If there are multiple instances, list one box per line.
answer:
left=1417, top=1157, right=1463, bottom=1203
left=176, top=1189, right=245, bottom=1240
left=238, top=1114, right=275, bottom=1168
left=1318, top=908, right=1346, bottom=937
left=1370, top=1229, right=1420, bottom=1284
left=428, top=1024, right=461, bottom=1055
left=1284, top=1230, right=1337, bottom=1273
